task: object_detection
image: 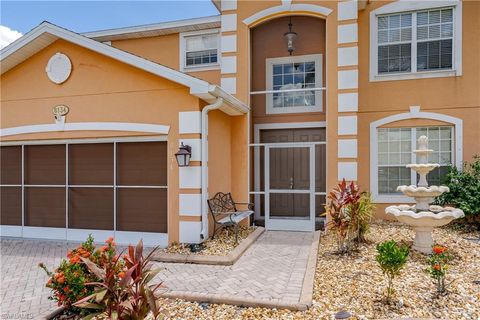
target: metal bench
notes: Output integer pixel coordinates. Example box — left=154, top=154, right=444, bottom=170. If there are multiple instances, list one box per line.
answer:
left=207, top=192, right=254, bottom=244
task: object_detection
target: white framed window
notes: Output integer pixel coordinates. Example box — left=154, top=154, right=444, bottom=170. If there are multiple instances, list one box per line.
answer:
left=377, top=126, right=453, bottom=195
left=265, top=54, right=323, bottom=114
left=180, top=29, right=220, bottom=72
left=370, top=1, right=462, bottom=81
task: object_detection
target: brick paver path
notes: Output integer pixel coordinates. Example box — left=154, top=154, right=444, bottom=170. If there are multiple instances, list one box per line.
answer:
left=0, top=231, right=315, bottom=318
left=153, top=231, right=314, bottom=305
left=0, top=238, right=73, bottom=319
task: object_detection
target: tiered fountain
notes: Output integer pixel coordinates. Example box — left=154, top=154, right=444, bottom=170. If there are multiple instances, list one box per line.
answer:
left=386, top=135, right=464, bottom=254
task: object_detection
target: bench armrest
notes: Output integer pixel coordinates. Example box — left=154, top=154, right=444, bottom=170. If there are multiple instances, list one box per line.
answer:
left=234, top=202, right=254, bottom=210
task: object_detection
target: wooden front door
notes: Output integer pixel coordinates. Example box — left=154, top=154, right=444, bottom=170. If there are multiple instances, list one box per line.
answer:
left=259, top=127, right=326, bottom=231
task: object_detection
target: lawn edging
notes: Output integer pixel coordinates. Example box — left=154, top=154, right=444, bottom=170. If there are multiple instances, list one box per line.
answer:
left=152, top=227, right=265, bottom=265
left=299, top=230, right=322, bottom=307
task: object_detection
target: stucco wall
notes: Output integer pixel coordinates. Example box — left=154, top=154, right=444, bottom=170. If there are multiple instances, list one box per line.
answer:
left=0, top=39, right=206, bottom=243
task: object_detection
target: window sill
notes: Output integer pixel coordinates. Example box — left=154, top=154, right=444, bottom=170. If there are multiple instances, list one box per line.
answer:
left=370, top=69, right=459, bottom=82
left=182, top=64, right=220, bottom=73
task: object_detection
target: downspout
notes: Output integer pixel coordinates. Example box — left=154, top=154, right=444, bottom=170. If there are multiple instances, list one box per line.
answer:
left=200, top=97, right=224, bottom=240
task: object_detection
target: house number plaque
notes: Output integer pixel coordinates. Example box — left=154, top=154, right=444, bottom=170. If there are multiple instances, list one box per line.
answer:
left=53, top=105, right=69, bottom=117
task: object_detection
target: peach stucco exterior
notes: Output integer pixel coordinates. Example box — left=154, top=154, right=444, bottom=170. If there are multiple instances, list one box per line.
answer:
left=1, top=0, right=479, bottom=244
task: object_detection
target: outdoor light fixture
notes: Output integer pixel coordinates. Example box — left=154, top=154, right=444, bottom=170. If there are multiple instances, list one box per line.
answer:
left=284, top=17, right=297, bottom=56
left=175, top=142, right=192, bottom=167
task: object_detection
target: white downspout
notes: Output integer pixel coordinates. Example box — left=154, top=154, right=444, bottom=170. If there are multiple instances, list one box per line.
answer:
left=200, top=97, right=224, bottom=240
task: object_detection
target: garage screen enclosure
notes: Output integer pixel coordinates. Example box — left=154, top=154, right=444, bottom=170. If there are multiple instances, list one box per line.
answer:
left=0, top=140, right=168, bottom=244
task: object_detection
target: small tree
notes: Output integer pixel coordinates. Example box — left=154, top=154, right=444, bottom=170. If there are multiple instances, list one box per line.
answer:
left=426, top=244, right=453, bottom=294
left=376, top=240, right=410, bottom=303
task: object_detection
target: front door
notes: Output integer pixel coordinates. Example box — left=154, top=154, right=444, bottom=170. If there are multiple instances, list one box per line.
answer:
left=255, top=127, right=326, bottom=231
left=265, top=144, right=315, bottom=231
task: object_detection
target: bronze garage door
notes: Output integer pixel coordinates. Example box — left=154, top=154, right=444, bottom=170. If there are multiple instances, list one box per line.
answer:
left=0, top=141, right=167, bottom=236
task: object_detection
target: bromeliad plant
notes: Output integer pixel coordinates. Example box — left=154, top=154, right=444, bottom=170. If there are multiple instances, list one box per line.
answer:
left=74, top=239, right=163, bottom=320
left=426, top=244, right=454, bottom=294
left=326, top=180, right=375, bottom=253
left=376, top=240, right=410, bottom=303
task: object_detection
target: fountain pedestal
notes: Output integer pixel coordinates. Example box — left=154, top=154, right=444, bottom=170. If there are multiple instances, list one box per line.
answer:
left=385, top=136, right=464, bottom=254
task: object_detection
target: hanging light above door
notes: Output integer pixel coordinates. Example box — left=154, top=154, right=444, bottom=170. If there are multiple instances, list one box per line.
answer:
left=284, top=17, right=297, bottom=56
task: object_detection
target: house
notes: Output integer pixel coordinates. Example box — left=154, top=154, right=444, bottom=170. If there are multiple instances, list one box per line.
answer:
left=1, top=0, right=479, bottom=246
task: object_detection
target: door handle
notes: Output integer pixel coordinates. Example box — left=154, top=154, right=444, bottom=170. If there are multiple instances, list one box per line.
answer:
left=289, top=177, right=294, bottom=189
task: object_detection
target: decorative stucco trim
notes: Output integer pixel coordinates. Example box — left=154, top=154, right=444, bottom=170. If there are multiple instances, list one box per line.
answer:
left=338, top=46, right=358, bottom=67
left=338, top=139, right=358, bottom=158
left=221, top=34, right=237, bottom=53
left=221, top=77, right=237, bottom=94
left=179, top=111, right=202, bottom=134
left=369, top=106, right=463, bottom=203
left=338, top=0, right=358, bottom=21
left=338, top=116, right=358, bottom=135
left=221, top=56, right=237, bottom=74
left=337, top=23, right=358, bottom=44
left=179, top=194, right=202, bottom=217
left=179, top=221, right=202, bottom=244
left=338, top=69, right=358, bottom=89
left=179, top=166, right=202, bottom=189
left=221, top=0, right=237, bottom=11
left=242, top=4, right=333, bottom=26
left=0, top=122, right=170, bottom=137
left=338, top=162, right=358, bottom=181
left=338, top=93, right=358, bottom=112
left=221, top=14, right=237, bottom=32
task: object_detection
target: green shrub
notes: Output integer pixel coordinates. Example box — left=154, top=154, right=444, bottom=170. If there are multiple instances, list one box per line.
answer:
left=435, top=155, right=480, bottom=228
left=376, top=240, right=410, bottom=303
left=39, top=235, right=99, bottom=310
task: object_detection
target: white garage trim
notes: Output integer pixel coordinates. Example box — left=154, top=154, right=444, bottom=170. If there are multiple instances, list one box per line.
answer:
left=0, top=122, right=170, bottom=137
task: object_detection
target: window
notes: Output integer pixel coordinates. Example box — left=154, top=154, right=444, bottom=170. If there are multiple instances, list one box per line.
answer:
left=370, top=2, right=461, bottom=81
left=377, top=126, right=453, bottom=195
left=180, top=30, right=219, bottom=71
left=266, top=54, right=322, bottom=114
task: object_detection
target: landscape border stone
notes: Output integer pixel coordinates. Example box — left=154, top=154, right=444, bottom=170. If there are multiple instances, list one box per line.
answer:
left=152, top=227, right=265, bottom=265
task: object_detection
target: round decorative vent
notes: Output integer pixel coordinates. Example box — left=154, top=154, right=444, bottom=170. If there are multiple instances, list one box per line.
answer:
left=46, top=53, right=72, bottom=84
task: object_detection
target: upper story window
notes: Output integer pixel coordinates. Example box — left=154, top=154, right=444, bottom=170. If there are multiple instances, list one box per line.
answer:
left=265, top=54, right=322, bottom=114
left=180, top=30, right=220, bottom=72
left=370, top=1, right=462, bottom=82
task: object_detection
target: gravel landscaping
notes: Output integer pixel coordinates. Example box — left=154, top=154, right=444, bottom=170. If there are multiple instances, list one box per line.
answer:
left=160, top=226, right=257, bottom=256
left=150, top=222, right=479, bottom=319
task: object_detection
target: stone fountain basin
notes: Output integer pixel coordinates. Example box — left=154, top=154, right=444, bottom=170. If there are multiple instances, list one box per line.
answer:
left=396, top=185, right=449, bottom=198
left=386, top=204, right=465, bottom=228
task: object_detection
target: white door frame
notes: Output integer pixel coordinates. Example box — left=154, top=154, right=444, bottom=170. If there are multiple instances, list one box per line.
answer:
left=251, top=121, right=327, bottom=230
left=264, top=143, right=316, bottom=231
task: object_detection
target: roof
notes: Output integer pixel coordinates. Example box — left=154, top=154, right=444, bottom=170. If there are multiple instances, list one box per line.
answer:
left=83, top=15, right=221, bottom=42
left=0, top=22, right=248, bottom=116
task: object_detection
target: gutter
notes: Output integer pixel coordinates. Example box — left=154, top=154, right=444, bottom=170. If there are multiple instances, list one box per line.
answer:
left=200, top=97, right=224, bottom=240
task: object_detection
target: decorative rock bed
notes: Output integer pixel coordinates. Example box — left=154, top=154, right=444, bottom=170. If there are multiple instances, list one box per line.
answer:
left=149, top=223, right=479, bottom=320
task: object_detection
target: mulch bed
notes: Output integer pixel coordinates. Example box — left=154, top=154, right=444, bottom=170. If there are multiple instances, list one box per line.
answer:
left=149, top=222, right=479, bottom=319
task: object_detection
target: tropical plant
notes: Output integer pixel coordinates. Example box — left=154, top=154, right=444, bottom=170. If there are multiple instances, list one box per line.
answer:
left=435, top=155, right=480, bottom=228
left=74, top=239, right=163, bottom=320
left=376, top=240, right=410, bottom=303
left=39, top=235, right=98, bottom=310
left=426, top=244, right=453, bottom=294
left=354, top=192, right=375, bottom=243
left=326, top=180, right=375, bottom=252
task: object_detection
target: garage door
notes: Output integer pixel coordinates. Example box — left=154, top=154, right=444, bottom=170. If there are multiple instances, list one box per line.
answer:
left=0, top=140, right=168, bottom=246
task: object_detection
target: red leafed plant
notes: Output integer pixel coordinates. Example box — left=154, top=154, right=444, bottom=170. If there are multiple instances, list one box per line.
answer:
left=326, top=179, right=373, bottom=253
left=73, top=239, right=163, bottom=320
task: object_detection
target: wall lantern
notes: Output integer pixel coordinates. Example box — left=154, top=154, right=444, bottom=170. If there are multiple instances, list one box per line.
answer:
left=284, top=17, right=297, bottom=56
left=175, top=142, right=192, bottom=167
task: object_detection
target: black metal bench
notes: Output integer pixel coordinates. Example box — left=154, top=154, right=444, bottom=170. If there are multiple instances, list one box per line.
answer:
left=207, top=192, right=254, bottom=244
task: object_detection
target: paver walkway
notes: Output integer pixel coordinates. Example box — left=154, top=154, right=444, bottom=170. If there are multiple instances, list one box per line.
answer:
left=0, top=231, right=316, bottom=318
left=0, top=238, right=71, bottom=319
left=153, top=231, right=315, bottom=308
